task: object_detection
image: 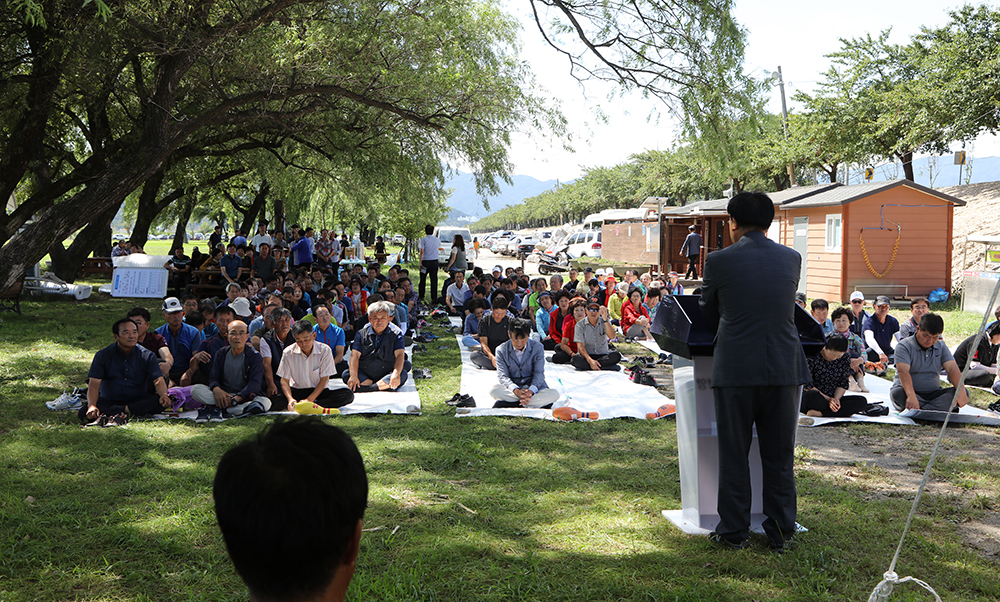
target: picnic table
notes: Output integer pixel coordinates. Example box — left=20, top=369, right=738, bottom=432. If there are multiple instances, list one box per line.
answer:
left=188, top=270, right=228, bottom=297
left=78, top=257, right=114, bottom=278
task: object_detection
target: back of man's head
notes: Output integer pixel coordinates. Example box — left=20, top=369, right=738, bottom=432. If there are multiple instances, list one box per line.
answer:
left=215, top=417, right=368, bottom=602
left=727, top=192, right=774, bottom=230
left=918, top=312, right=944, bottom=336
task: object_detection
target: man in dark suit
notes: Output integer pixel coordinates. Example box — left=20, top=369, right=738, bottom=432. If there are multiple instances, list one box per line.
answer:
left=680, top=225, right=703, bottom=279
left=699, top=192, right=809, bottom=552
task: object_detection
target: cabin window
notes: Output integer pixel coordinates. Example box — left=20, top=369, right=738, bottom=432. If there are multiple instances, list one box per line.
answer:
left=825, top=215, right=842, bottom=252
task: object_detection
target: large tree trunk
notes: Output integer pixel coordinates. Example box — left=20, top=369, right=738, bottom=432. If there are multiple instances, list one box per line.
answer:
left=46, top=203, right=120, bottom=282
left=131, top=169, right=171, bottom=248
left=273, top=196, right=285, bottom=236
left=238, top=180, right=270, bottom=235
left=171, top=196, right=196, bottom=251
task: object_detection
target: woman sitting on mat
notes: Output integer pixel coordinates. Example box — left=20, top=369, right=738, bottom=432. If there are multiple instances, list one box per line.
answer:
left=830, top=306, right=869, bottom=392
left=547, top=290, right=572, bottom=352
left=800, top=334, right=869, bottom=418
left=552, top=298, right=586, bottom=364
left=607, top=281, right=628, bottom=325
left=620, top=286, right=652, bottom=340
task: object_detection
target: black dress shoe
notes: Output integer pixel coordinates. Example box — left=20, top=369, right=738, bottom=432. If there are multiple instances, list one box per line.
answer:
left=708, top=532, right=750, bottom=550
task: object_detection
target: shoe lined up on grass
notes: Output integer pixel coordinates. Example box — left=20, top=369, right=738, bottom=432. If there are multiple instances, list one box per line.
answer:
left=47, top=389, right=84, bottom=411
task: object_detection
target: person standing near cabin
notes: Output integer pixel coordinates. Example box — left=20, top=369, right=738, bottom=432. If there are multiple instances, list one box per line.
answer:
left=681, top=225, right=703, bottom=279
left=699, top=192, right=809, bottom=552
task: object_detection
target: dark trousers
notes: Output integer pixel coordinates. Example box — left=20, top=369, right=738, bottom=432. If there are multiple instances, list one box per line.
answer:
left=889, top=386, right=959, bottom=412
left=799, top=389, right=868, bottom=417
left=685, top=254, right=700, bottom=279
left=169, top=272, right=190, bottom=295
left=964, top=369, right=995, bottom=388
left=552, top=349, right=573, bottom=364
left=419, top=260, right=438, bottom=303
left=541, top=338, right=557, bottom=351
left=714, top=385, right=799, bottom=546
left=470, top=349, right=496, bottom=370
left=341, top=360, right=412, bottom=390
left=570, top=351, right=622, bottom=371
left=288, top=386, right=354, bottom=409
left=78, top=394, right=162, bottom=422
left=866, top=349, right=893, bottom=363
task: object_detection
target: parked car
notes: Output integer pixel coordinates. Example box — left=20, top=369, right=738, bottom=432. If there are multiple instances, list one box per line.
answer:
left=564, top=230, right=602, bottom=259
left=433, top=226, right=474, bottom=268
left=392, top=234, right=405, bottom=243
left=516, top=238, right=539, bottom=258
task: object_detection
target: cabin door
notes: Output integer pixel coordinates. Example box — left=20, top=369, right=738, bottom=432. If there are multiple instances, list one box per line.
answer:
left=793, top=217, right=808, bottom=294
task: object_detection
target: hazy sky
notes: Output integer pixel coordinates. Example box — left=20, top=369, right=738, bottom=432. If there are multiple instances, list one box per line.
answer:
left=502, top=0, right=998, bottom=181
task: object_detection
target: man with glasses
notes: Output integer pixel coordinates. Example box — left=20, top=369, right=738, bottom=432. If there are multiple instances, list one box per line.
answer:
left=191, top=320, right=271, bottom=421
left=571, top=301, right=622, bottom=371
left=862, top=295, right=900, bottom=365
left=847, top=291, right=870, bottom=339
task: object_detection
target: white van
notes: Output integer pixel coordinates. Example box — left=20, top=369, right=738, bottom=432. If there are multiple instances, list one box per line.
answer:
left=433, top=226, right=473, bottom=268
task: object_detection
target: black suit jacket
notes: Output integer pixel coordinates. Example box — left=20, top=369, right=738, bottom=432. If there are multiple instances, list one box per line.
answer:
left=699, top=230, right=809, bottom=388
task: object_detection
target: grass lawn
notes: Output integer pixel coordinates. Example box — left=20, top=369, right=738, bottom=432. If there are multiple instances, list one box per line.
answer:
left=1, top=290, right=999, bottom=601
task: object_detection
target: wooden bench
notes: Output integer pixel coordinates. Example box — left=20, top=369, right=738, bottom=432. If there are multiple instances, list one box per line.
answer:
left=188, top=270, right=228, bottom=298
left=0, top=274, right=26, bottom=315
left=78, top=257, right=114, bottom=278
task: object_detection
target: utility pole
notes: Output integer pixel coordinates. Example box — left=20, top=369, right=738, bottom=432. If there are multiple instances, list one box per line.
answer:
left=776, top=66, right=796, bottom=187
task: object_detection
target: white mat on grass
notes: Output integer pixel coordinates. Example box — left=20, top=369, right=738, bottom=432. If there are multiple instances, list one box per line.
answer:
left=151, top=345, right=422, bottom=419
left=455, top=336, right=673, bottom=421
left=802, top=373, right=1000, bottom=426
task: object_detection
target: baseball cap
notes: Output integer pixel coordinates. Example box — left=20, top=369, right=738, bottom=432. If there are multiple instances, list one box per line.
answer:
left=583, top=267, right=594, bottom=273
left=538, top=291, right=551, bottom=299
left=795, top=292, right=806, bottom=304
left=492, top=265, right=502, bottom=273
left=162, top=297, right=183, bottom=313
left=850, top=291, right=865, bottom=302
left=668, top=271, right=679, bottom=277
left=595, top=268, right=606, bottom=276
left=875, top=295, right=891, bottom=306
left=230, top=297, right=253, bottom=318
left=586, top=300, right=601, bottom=309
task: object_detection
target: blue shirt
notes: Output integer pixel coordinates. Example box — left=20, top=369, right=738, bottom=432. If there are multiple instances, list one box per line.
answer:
left=220, top=254, right=242, bottom=280
left=292, top=238, right=312, bottom=266
left=155, top=321, right=205, bottom=372
left=465, top=312, right=482, bottom=337
left=862, top=314, right=900, bottom=356
left=88, top=343, right=161, bottom=402
left=534, top=307, right=549, bottom=336
left=314, top=323, right=346, bottom=351
left=202, top=321, right=219, bottom=339
left=232, top=235, right=247, bottom=248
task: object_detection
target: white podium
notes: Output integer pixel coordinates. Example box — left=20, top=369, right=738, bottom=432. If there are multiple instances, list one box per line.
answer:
left=651, top=295, right=822, bottom=535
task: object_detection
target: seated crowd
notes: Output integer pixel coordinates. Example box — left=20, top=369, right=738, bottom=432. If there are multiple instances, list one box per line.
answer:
left=800, top=291, right=1000, bottom=418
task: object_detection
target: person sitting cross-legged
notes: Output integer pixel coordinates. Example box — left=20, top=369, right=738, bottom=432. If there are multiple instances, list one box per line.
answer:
left=280, top=320, right=355, bottom=412
left=889, top=313, right=968, bottom=412
left=79, top=319, right=173, bottom=425
left=952, top=322, right=1000, bottom=391
left=571, top=301, right=623, bottom=371
left=190, top=320, right=272, bottom=421
left=800, top=334, right=869, bottom=418
left=343, top=300, right=411, bottom=392
left=490, top=318, right=561, bottom=408
left=552, top=298, right=585, bottom=364
left=620, top=286, right=652, bottom=340
left=214, top=417, right=367, bottom=602
left=470, top=296, right=511, bottom=370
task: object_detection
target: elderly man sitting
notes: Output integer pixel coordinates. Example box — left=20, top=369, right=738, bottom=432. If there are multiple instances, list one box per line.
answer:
left=890, top=313, right=968, bottom=412
left=490, top=318, right=561, bottom=408
left=343, top=300, right=411, bottom=392
left=190, top=320, right=271, bottom=421
left=79, top=319, right=173, bottom=425
left=281, top=320, right=354, bottom=412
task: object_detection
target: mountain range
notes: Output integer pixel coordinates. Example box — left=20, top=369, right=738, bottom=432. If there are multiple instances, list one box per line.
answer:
left=440, top=155, right=1000, bottom=225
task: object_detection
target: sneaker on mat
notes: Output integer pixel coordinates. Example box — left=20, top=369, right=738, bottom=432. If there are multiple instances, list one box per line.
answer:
left=195, top=407, right=212, bottom=423
left=208, top=406, right=225, bottom=422
left=245, top=400, right=267, bottom=415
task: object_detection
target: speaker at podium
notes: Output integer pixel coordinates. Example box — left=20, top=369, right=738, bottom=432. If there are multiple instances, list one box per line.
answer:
left=651, top=294, right=824, bottom=534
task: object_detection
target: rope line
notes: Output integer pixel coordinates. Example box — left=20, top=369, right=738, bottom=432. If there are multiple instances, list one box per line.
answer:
left=859, top=223, right=900, bottom=278
left=867, top=275, right=1000, bottom=601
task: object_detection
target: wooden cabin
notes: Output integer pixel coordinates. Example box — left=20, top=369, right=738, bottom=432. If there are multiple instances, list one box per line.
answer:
left=774, top=180, right=965, bottom=303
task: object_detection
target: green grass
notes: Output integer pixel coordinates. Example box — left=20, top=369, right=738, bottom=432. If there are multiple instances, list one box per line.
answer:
left=2, top=295, right=1000, bottom=601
